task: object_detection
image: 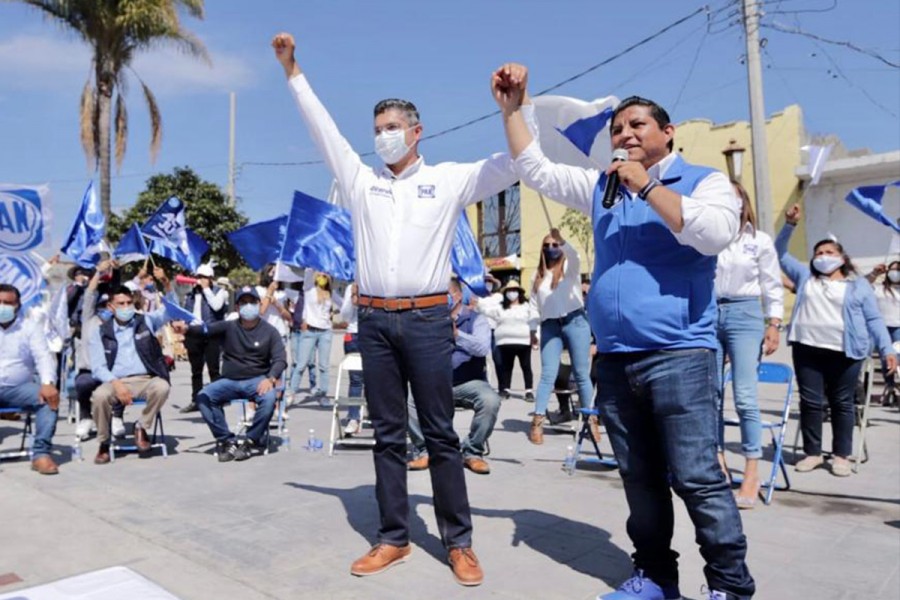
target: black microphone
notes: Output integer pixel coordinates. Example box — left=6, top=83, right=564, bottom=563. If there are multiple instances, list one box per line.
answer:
left=602, top=148, right=629, bottom=209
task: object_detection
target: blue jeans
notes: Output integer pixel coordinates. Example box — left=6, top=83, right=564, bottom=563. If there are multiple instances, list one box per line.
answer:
left=535, top=309, right=594, bottom=415
left=344, top=334, right=363, bottom=421
left=715, top=299, right=765, bottom=459
left=358, top=304, right=472, bottom=548
left=292, top=329, right=332, bottom=396
left=196, top=376, right=277, bottom=445
left=0, top=383, right=58, bottom=458
left=883, top=326, right=900, bottom=387
left=288, top=331, right=317, bottom=391
left=408, top=378, right=501, bottom=458
left=596, top=349, right=754, bottom=597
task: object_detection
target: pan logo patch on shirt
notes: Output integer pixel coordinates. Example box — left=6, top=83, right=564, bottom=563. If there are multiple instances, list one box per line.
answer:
left=417, top=185, right=435, bottom=198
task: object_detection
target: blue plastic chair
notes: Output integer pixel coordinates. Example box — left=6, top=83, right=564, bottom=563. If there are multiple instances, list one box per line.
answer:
left=723, top=361, right=793, bottom=505
left=109, top=399, right=167, bottom=462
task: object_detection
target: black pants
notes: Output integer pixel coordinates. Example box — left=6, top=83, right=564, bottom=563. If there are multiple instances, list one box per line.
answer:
left=792, top=343, right=863, bottom=458
left=358, top=304, right=472, bottom=548
left=184, top=332, right=222, bottom=402
left=497, top=344, right=533, bottom=393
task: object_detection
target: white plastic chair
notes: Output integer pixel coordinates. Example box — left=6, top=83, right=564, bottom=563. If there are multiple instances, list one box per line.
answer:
left=328, top=353, right=373, bottom=455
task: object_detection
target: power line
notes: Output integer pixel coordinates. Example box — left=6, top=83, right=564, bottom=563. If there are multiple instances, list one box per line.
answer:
left=762, top=20, right=900, bottom=68
left=672, top=27, right=711, bottom=112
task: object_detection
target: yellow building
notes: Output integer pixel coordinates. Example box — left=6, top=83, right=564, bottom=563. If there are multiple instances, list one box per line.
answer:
left=468, top=104, right=809, bottom=294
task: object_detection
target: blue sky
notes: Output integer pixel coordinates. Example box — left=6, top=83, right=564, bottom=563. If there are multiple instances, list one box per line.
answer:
left=1, top=0, right=898, bottom=251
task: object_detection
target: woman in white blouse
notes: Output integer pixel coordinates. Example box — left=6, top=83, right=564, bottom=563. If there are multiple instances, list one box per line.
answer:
left=293, top=269, right=338, bottom=405
left=868, top=259, right=900, bottom=399
left=777, top=204, right=897, bottom=477
left=476, top=279, right=539, bottom=401
left=714, top=181, right=784, bottom=508
left=528, top=228, right=593, bottom=445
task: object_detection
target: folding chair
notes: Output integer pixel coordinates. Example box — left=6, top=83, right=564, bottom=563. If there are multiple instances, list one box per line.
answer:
left=853, top=356, right=876, bottom=473
left=574, top=404, right=617, bottom=468
left=0, top=408, right=33, bottom=461
left=724, top=362, right=793, bottom=505
left=228, top=375, right=287, bottom=455
left=329, top=353, right=373, bottom=455
left=109, top=399, right=167, bottom=462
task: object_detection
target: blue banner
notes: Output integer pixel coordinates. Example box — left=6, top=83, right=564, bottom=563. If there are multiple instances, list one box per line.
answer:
left=161, top=295, right=200, bottom=325
left=0, top=184, right=52, bottom=255
left=227, top=215, right=288, bottom=271
left=61, top=181, right=106, bottom=267
left=0, top=253, right=45, bottom=309
left=845, top=181, right=900, bottom=234
left=451, top=210, right=489, bottom=297
left=149, top=228, right=209, bottom=272
left=280, top=191, right=355, bottom=281
left=114, top=223, right=150, bottom=264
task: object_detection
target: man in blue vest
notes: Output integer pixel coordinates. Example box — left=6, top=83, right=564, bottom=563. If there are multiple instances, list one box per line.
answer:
left=88, top=285, right=174, bottom=465
left=406, top=277, right=500, bottom=475
left=179, top=263, right=228, bottom=413
left=492, top=65, right=755, bottom=600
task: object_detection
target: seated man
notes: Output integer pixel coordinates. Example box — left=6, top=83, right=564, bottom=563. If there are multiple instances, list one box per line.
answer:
left=178, top=286, right=287, bottom=462
left=407, top=278, right=500, bottom=475
left=88, top=285, right=174, bottom=465
left=0, top=283, right=60, bottom=475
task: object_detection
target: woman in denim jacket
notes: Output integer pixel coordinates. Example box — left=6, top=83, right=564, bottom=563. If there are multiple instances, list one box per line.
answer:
left=775, top=203, right=897, bottom=477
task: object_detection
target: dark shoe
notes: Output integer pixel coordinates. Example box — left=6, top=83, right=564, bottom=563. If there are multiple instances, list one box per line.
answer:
left=499, top=390, right=510, bottom=400
left=94, top=443, right=111, bottom=465
left=548, top=409, right=574, bottom=425
left=407, top=455, right=429, bottom=471
left=524, top=392, right=535, bottom=402
left=350, top=543, right=411, bottom=576
left=31, top=455, right=59, bottom=475
left=448, top=547, right=483, bottom=586
left=216, top=440, right=237, bottom=462
left=179, top=402, right=199, bottom=414
left=463, top=456, right=490, bottom=475
left=232, top=439, right=252, bottom=461
left=134, top=423, right=151, bottom=452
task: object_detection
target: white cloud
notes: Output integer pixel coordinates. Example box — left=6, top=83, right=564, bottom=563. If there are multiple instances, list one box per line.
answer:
left=0, top=33, right=254, bottom=95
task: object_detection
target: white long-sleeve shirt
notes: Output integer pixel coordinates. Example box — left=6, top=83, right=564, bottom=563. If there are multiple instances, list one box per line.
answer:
left=300, top=270, right=339, bottom=331
left=514, top=143, right=739, bottom=256
left=339, top=285, right=359, bottom=334
left=874, top=285, right=900, bottom=328
left=715, top=225, right=784, bottom=320
left=192, top=287, right=228, bottom=318
left=477, top=301, right=539, bottom=346
left=529, top=243, right=584, bottom=321
left=0, top=315, right=57, bottom=387
left=288, top=74, right=537, bottom=297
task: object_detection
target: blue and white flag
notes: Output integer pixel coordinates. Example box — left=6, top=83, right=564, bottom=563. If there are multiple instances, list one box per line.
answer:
left=226, top=215, right=288, bottom=272
left=45, top=284, right=71, bottom=345
left=141, top=197, right=208, bottom=271
left=451, top=210, right=489, bottom=297
left=113, top=223, right=150, bottom=264
left=533, top=95, right=619, bottom=169
left=61, top=181, right=107, bottom=267
left=0, top=183, right=53, bottom=255
left=801, top=144, right=833, bottom=186
left=0, top=253, right=45, bottom=309
left=845, top=180, right=900, bottom=234
left=280, top=191, right=355, bottom=281
left=161, top=295, right=200, bottom=325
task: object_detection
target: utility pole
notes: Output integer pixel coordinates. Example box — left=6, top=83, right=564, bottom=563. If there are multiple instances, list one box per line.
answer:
left=743, top=0, right=774, bottom=234
left=227, top=92, right=236, bottom=206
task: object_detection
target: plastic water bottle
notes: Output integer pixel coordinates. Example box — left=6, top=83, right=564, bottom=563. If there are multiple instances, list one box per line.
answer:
left=72, top=439, right=83, bottom=462
left=25, top=432, right=34, bottom=452
left=281, top=428, right=291, bottom=451
left=563, top=445, right=577, bottom=476
left=307, top=428, right=316, bottom=451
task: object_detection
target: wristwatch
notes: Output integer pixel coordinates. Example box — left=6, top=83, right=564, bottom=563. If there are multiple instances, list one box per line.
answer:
left=768, top=322, right=786, bottom=332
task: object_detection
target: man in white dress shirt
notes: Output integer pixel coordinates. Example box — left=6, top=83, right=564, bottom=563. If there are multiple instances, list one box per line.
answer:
left=0, top=284, right=60, bottom=475
left=273, top=33, right=537, bottom=587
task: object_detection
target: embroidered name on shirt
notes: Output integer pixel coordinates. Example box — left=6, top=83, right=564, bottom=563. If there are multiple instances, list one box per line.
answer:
left=742, top=243, right=758, bottom=255
left=417, top=185, right=435, bottom=198
left=369, top=185, right=392, bottom=197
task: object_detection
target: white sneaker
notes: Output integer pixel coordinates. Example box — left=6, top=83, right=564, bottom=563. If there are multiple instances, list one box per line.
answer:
left=75, top=418, right=95, bottom=441
left=243, top=407, right=256, bottom=427
left=344, top=419, right=360, bottom=435
left=111, top=417, right=126, bottom=438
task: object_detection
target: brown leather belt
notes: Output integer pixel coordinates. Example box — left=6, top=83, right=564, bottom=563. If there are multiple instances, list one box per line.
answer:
left=358, top=293, right=447, bottom=311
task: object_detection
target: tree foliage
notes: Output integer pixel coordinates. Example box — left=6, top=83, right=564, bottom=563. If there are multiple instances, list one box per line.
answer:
left=559, top=208, right=594, bottom=274
left=107, top=166, right=249, bottom=273
left=15, top=0, right=208, bottom=219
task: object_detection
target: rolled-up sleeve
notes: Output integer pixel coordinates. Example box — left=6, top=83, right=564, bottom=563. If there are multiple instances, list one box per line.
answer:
left=671, top=171, right=740, bottom=256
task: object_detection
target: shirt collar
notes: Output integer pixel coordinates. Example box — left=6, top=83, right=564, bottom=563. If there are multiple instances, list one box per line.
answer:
left=648, top=151, right=678, bottom=181
left=380, top=155, right=425, bottom=180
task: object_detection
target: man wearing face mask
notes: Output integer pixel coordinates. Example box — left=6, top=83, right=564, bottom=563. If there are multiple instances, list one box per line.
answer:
left=0, top=284, right=61, bottom=475
left=180, top=263, right=228, bottom=414
left=272, top=33, right=538, bottom=586
left=174, top=286, right=287, bottom=461
left=87, top=286, right=176, bottom=465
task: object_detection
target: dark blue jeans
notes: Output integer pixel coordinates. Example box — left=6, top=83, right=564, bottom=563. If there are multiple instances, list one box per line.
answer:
left=596, top=349, right=754, bottom=598
left=196, top=376, right=277, bottom=445
left=358, top=304, right=472, bottom=549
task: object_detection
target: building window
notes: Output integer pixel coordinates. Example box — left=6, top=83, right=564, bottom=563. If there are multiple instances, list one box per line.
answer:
left=478, top=183, right=521, bottom=258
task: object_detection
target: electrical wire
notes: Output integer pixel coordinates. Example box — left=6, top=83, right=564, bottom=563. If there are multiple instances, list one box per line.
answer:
left=672, top=27, right=711, bottom=112
left=762, top=20, right=900, bottom=68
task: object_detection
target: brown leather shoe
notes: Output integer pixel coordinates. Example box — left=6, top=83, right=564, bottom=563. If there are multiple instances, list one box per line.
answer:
left=350, top=543, right=411, bottom=576
left=94, top=443, right=111, bottom=465
left=31, top=455, right=59, bottom=475
left=529, top=415, right=545, bottom=445
left=407, top=455, right=429, bottom=471
left=448, top=547, right=483, bottom=586
left=134, top=424, right=151, bottom=452
left=463, top=456, right=490, bottom=475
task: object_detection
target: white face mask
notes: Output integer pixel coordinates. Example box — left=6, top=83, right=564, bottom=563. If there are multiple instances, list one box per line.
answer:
left=888, top=270, right=900, bottom=284
left=505, top=291, right=519, bottom=302
left=375, top=128, right=411, bottom=165
left=812, top=255, right=844, bottom=275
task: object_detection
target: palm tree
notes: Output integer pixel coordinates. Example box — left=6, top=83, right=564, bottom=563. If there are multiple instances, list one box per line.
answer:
left=14, top=0, right=209, bottom=220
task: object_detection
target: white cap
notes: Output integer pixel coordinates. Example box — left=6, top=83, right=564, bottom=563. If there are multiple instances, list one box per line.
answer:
left=196, top=264, right=215, bottom=278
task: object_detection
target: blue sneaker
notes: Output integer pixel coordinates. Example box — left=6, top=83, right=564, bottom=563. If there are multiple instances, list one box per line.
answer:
left=598, top=570, right=682, bottom=600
